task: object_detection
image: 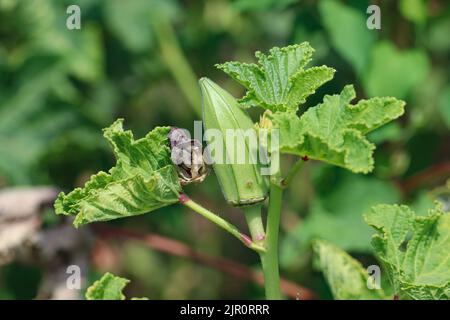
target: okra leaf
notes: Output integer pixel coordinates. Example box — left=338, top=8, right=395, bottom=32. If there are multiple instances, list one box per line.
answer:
left=86, top=272, right=129, bottom=300
left=270, top=85, right=405, bottom=173
left=55, top=119, right=181, bottom=227
left=86, top=272, right=149, bottom=300
left=365, top=203, right=450, bottom=300
left=216, top=43, right=335, bottom=112
left=313, top=239, right=387, bottom=300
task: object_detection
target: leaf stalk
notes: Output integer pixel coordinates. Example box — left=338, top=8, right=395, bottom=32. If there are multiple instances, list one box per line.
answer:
left=180, top=194, right=266, bottom=253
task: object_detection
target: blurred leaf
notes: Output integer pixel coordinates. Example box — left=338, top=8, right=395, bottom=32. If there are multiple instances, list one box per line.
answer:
left=399, top=0, right=427, bottom=25
left=319, top=0, right=375, bottom=74
left=428, top=17, right=450, bottom=52
left=293, top=28, right=330, bottom=61
left=364, top=42, right=430, bottom=99
left=217, top=43, right=335, bottom=112
left=270, top=85, right=405, bottom=173
left=365, top=203, right=450, bottom=300
left=63, top=24, right=104, bottom=83
left=232, top=0, right=297, bottom=11
left=122, top=242, right=168, bottom=291
left=438, top=86, right=450, bottom=129
left=104, top=0, right=178, bottom=53
left=83, top=81, right=120, bottom=125
left=0, top=65, right=76, bottom=184
left=313, top=239, right=387, bottom=300
left=1, top=1, right=102, bottom=76
left=281, top=173, right=400, bottom=268
left=55, top=119, right=181, bottom=227
left=104, top=0, right=154, bottom=52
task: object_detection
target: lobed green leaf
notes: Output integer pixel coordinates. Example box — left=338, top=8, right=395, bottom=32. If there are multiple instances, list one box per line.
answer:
left=365, top=203, right=450, bottom=300
left=54, top=119, right=181, bottom=227
left=86, top=272, right=149, bottom=300
left=86, top=272, right=129, bottom=300
left=216, top=43, right=335, bottom=112
left=269, top=85, right=405, bottom=173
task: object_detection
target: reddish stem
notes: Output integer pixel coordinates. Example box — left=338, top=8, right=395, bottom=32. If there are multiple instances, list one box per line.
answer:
left=93, top=225, right=316, bottom=300
left=398, top=162, right=450, bottom=194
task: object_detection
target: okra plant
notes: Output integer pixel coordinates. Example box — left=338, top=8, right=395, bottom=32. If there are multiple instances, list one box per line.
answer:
left=55, top=43, right=449, bottom=300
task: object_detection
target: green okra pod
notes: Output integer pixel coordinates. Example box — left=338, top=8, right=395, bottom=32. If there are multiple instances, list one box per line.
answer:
left=199, top=77, right=268, bottom=206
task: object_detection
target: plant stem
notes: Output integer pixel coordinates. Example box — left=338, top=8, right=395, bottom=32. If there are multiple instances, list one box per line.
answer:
left=152, top=17, right=202, bottom=116
left=261, top=157, right=306, bottom=298
left=281, top=157, right=306, bottom=188
left=243, top=204, right=266, bottom=246
left=180, top=194, right=266, bottom=253
left=262, top=178, right=283, bottom=299
left=243, top=204, right=282, bottom=299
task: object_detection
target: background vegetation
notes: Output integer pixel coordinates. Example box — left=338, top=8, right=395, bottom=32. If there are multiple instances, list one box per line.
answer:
left=0, top=0, right=448, bottom=299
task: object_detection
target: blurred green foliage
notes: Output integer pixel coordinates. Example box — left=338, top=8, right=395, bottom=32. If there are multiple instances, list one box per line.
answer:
left=0, top=0, right=448, bottom=299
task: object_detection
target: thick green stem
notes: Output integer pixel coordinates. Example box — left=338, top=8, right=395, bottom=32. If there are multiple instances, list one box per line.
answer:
left=180, top=194, right=266, bottom=253
left=262, top=179, right=283, bottom=299
left=243, top=204, right=265, bottom=246
left=243, top=203, right=282, bottom=299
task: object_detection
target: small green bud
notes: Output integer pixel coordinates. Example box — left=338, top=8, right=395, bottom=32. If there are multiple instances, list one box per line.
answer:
left=199, top=77, right=268, bottom=206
